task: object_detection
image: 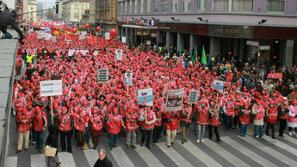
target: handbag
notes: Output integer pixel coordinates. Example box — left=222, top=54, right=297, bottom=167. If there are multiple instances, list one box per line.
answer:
left=45, top=145, right=57, bottom=157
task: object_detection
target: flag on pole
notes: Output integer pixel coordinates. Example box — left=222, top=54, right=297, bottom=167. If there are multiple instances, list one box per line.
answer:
left=177, top=57, right=183, bottom=73
left=201, top=46, right=207, bottom=65
left=192, top=48, right=198, bottom=63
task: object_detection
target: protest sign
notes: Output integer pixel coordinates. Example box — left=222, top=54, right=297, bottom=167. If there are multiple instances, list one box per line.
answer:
left=188, top=90, right=199, bottom=103
left=124, top=71, right=133, bottom=86
left=115, top=49, right=123, bottom=61
left=97, top=68, right=109, bottom=83
left=137, top=88, right=153, bottom=106
left=40, top=80, right=63, bottom=97
left=267, top=72, right=283, bottom=79
left=93, top=50, right=99, bottom=56
left=121, top=36, right=126, bottom=43
left=212, top=80, right=224, bottom=93
left=68, top=49, right=76, bottom=57
left=105, top=32, right=110, bottom=40
left=165, top=88, right=184, bottom=111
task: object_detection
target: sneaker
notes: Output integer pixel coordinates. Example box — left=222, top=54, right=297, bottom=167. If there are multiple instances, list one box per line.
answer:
left=167, top=145, right=171, bottom=148
left=288, top=132, right=293, bottom=136
left=201, top=139, right=204, bottom=142
left=131, top=145, right=136, bottom=149
left=256, top=135, right=259, bottom=138
left=196, top=139, right=200, bottom=143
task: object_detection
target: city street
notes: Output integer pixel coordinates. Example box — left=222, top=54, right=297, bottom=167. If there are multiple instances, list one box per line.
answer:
left=6, top=117, right=297, bottom=167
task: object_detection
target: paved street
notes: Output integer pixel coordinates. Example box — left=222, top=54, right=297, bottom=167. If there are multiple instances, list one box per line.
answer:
left=5, top=119, right=297, bottom=167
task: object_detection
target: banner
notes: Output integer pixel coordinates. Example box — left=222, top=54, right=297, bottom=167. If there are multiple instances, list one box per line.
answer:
left=97, top=68, right=109, bottom=83
left=188, top=90, right=199, bottom=103
left=105, top=32, right=110, bottom=40
left=40, top=80, right=63, bottom=97
left=124, top=71, right=133, bottom=86
left=68, top=49, right=76, bottom=57
left=137, top=88, right=153, bottom=106
left=115, top=49, right=123, bottom=61
left=165, top=88, right=184, bottom=111
left=212, top=80, right=224, bottom=93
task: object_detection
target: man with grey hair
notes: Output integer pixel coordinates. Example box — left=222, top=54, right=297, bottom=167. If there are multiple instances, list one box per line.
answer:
left=93, top=149, right=113, bottom=167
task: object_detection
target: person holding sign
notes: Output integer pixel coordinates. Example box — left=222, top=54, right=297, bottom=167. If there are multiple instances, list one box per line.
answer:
left=106, top=106, right=125, bottom=150
left=139, top=107, right=156, bottom=149
left=179, top=103, right=192, bottom=144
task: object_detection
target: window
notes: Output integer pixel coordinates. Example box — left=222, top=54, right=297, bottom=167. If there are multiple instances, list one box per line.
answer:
left=172, top=0, right=179, bottom=13
left=213, top=0, right=228, bottom=11
left=161, top=0, right=168, bottom=13
left=152, top=0, right=159, bottom=12
left=232, top=0, right=253, bottom=12
left=197, top=0, right=206, bottom=11
left=266, top=0, right=285, bottom=12
left=140, top=0, right=144, bottom=13
left=183, top=0, right=191, bottom=12
left=147, top=0, right=151, bottom=13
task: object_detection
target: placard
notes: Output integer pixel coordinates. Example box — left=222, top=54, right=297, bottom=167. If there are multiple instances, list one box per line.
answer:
left=165, top=88, right=184, bottom=111
left=124, top=71, right=133, bottom=86
left=188, top=91, right=199, bottom=103
left=40, top=80, right=63, bottom=97
left=97, top=68, right=109, bottom=83
left=212, top=80, right=224, bottom=93
left=105, top=32, right=110, bottom=40
left=137, top=88, right=153, bottom=106
left=68, top=49, right=76, bottom=57
left=115, top=49, right=123, bottom=61
left=121, top=36, right=126, bottom=43
left=267, top=72, right=283, bottom=79
left=93, top=50, right=99, bottom=56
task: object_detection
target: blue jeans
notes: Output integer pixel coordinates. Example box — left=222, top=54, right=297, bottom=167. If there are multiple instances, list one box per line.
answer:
left=197, top=125, right=206, bottom=140
left=240, top=124, right=247, bottom=137
left=254, top=125, right=263, bottom=138
left=108, top=134, right=117, bottom=146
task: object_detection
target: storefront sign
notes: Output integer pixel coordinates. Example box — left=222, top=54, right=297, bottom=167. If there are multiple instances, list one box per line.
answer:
left=208, top=25, right=254, bottom=38
left=259, top=45, right=271, bottom=50
left=246, top=40, right=259, bottom=46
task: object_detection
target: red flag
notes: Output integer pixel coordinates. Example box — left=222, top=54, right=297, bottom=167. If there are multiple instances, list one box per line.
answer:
left=177, top=58, right=183, bottom=73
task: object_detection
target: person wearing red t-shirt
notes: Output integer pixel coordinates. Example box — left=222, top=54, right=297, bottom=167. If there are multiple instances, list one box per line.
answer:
left=16, top=108, right=32, bottom=153
left=58, top=106, right=73, bottom=152
left=179, top=103, right=192, bottom=144
left=124, top=106, right=139, bottom=149
left=107, top=107, right=125, bottom=150
left=239, top=105, right=250, bottom=137
left=139, top=107, right=156, bottom=149
left=265, top=102, right=278, bottom=139
left=164, top=111, right=179, bottom=147
left=89, top=107, right=103, bottom=150
left=32, top=106, right=48, bottom=153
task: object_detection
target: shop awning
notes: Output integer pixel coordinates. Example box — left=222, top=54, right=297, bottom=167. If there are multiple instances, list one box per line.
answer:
left=122, top=24, right=158, bottom=30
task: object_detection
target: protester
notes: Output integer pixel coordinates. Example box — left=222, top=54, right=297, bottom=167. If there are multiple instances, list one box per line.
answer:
left=288, top=99, right=297, bottom=136
left=139, top=107, right=156, bottom=149
left=16, top=107, right=32, bottom=153
left=164, top=111, right=179, bottom=147
left=252, top=99, right=265, bottom=138
left=32, top=106, right=48, bottom=153
left=278, top=98, right=289, bottom=137
left=208, top=102, right=221, bottom=142
left=124, top=105, right=139, bottom=149
left=196, top=99, right=209, bottom=143
left=90, top=107, right=104, bottom=150
left=179, top=103, right=192, bottom=144
left=265, top=101, right=278, bottom=139
left=58, top=106, right=73, bottom=152
left=45, top=125, right=61, bottom=167
left=239, top=104, right=250, bottom=137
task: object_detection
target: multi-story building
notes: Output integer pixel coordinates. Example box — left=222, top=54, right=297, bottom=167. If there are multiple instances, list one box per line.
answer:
left=117, top=0, right=297, bottom=67
left=98, top=0, right=117, bottom=32
left=88, top=0, right=96, bottom=24
left=37, top=2, right=43, bottom=18
left=2, top=0, right=16, bottom=9
left=62, top=0, right=90, bottom=23
left=56, top=0, right=63, bottom=19
left=16, top=0, right=24, bottom=23
left=23, top=0, right=37, bottom=23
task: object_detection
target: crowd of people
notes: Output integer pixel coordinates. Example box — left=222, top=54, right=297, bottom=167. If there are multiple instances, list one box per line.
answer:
left=12, top=26, right=297, bottom=166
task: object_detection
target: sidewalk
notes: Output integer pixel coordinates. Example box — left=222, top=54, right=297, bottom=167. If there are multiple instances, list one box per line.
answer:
left=0, top=34, right=18, bottom=166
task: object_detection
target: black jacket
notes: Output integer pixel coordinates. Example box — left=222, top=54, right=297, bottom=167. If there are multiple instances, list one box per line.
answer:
left=93, top=157, right=113, bottom=167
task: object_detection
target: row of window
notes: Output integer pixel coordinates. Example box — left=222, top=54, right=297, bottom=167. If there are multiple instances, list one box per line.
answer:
left=118, top=0, right=286, bottom=15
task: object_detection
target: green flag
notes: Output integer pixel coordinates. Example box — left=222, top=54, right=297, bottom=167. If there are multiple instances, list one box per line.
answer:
left=192, top=48, right=198, bottom=63
left=179, top=47, right=182, bottom=57
left=201, top=46, right=207, bottom=65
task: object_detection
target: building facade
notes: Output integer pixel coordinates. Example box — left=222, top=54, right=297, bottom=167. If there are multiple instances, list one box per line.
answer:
left=23, top=0, right=37, bottom=23
left=98, top=0, right=117, bottom=32
left=62, top=0, right=90, bottom=23
left=2, top=0, right=16, bottom=9
left=117, top=0, right=297, bottom=67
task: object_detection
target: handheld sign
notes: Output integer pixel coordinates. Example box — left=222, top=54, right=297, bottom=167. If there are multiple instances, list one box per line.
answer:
left=188, top=90, right=199, bottom=103
left=105, top=32, right=110, bottom=40
left=212, top=80, right=224, bottom=93
left=40, top=80, right=63, bottom=97
left=124, top=71, right=133, bottom=86
left=68, top=49, right=76, bottom=57
left=166, top=88, right=184, bottom=111
left=115, top=49, right=123, bottom=61
left=97, top=68, right=109, bottom=83
left=137, top=88, right=153, bottom=106
left=121, top=36, right=126, bottom=43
